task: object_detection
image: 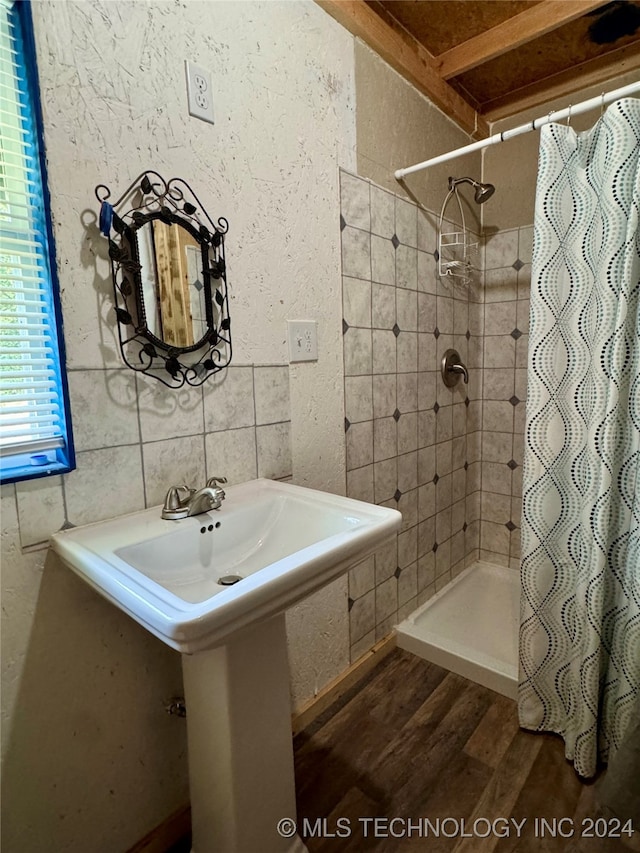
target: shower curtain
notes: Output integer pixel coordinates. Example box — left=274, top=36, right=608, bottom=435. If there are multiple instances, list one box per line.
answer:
left=519, top=97, right=640, bottom=779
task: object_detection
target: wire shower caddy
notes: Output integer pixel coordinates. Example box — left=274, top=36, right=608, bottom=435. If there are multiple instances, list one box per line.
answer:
left=436, top=178, right=479, bottom=289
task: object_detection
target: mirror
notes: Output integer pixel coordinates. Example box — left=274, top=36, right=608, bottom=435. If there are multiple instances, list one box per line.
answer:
left=96, top=172, right=232, bottom=388
left=137, top=216, right=210, bottom=347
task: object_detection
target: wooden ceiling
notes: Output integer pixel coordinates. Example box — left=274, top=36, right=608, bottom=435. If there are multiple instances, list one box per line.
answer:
left=318, top=0, right=640, bottom=137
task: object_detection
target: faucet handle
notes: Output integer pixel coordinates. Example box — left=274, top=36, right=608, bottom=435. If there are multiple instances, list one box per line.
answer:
left=441, top=348, right=469, bottom=387
left=163, top=483, right=195, bottom=512
left=206, top=476, right=228, bottom=489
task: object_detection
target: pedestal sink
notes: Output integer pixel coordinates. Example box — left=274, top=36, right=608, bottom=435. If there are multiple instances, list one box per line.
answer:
left=51, top=478, right=401, bottom=853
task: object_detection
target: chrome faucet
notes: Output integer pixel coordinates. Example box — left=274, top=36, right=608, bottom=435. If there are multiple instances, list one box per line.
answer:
left=162, top=477, right=227, bottom=520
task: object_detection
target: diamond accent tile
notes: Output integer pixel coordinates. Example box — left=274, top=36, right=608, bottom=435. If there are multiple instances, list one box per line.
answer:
left=432, top=542, right=438, bottom=553
left=434, top=249, right=440, bottom=262
left=508, top=459, right=518, bottom=470
left=348, top=597, right=354, bottom=611
left=394, top=489, right=402, bottom=502
left=342, top=319, right=349, bottom=335
left=394, top=566, right=402, bottom=579
left=465, top=330, right=471, bottom=340
left=434, top=327, right=440, bottom=339
left=464, top=461, right=469, bottom=471
left=464, top=396, right=470, bottom=407
left=506, top=520, right=517, bottom=531
left=433, top=402, right=440, bottom=414
left=511, top=328, right=523, bottom=340
left=193, top=278, right=203, bottom=292
left=392, top=323, right=401, bottom=338
left=344, top=417, right=351, bottom=432
left=462, top=522, right=468, bottom=532
left=391, top=234, right=400, bottom=250
left=340, top=214, right=347, bottom=232
left=433, top=473, right=439, bottom=485
left=512, top=258, right=524, bottom=271
left=509, top=395, right=520, bottom=407
left=393, top=408, right=401, bottom=422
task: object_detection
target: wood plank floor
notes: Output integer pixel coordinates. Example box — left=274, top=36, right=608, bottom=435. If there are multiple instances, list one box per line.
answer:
left=166, top=647, right=638, bottom=853
left=293, top=649, right=639, bottom=853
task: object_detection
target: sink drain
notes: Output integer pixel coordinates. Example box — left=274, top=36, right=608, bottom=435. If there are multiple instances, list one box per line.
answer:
left=218, top=574, right=243, bottom=586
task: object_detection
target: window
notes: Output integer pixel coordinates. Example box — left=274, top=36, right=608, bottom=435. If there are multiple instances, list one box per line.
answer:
left=0, top=0, right=74, bottom=484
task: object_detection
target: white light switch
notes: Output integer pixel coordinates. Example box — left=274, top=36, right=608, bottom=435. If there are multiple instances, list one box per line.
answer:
left=288, top=321, right=318, bottom=363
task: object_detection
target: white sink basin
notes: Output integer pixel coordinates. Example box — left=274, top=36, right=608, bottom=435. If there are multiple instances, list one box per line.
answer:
left=52, top=478, right=400, bottom=853
left=51, top=478, right=401, bottom=653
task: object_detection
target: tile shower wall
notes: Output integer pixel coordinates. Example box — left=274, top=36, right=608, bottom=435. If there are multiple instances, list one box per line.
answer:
left=480, top=225, right=532, bottom=568
left=339, top=170, right=483, bottom=662
left=11, top=365, right=292, bottom=548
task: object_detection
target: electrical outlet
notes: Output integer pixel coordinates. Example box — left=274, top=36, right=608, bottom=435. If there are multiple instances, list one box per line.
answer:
left=185, top=60, right=215, bottom=125
left=288, top=321, right=318, bottom=363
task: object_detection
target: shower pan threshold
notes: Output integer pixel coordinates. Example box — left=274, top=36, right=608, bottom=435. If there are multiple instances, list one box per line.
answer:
left=396, top=561, right=519, bottom=700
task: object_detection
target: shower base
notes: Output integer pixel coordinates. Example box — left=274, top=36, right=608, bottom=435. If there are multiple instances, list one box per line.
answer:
left=396, top=561, right=519, bottom=699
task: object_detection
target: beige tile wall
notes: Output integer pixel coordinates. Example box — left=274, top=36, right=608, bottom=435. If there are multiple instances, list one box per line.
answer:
left=340, top=169, right=537, bottom=659
left=11, top=365, right=292, bottom=548
left=340, top=170, right=483, bottom=662
left=479, top=225, right=532, bottom=568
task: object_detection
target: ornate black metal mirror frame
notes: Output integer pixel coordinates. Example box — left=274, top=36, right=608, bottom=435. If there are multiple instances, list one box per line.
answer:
left=96, top=170, right=232, bottom=387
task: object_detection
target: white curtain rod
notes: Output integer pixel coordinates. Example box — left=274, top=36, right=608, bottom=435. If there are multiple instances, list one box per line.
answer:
left=394, top=80, right=640, bottom=181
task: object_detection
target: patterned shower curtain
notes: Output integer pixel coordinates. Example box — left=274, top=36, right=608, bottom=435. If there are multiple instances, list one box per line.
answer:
left=519, top=98, right=640, bottom=779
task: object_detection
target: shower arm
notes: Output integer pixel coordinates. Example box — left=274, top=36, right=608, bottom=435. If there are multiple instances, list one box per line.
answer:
left=449, top=177, right=473, bottom=191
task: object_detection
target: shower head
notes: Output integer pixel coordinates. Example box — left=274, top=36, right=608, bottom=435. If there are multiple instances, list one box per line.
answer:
left=448, top=176, right=496, bottom=205
left=473, top=181, right=495, bottom=204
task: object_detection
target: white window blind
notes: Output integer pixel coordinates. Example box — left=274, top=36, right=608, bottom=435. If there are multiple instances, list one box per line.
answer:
left=0, top=0, right=74, bottom=482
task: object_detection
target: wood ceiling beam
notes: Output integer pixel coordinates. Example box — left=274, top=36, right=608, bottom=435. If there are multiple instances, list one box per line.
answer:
left=482, top=42, right=640, bottom=122
left=315, top=0, right=489, bottom=139
left=437, top=0, right=607, bottom=80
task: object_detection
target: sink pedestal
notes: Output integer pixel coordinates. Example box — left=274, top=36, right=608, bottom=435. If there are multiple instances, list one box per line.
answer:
left=181, top=613, right=308, bottom=853
left=51, top=479, right=401, bottom=850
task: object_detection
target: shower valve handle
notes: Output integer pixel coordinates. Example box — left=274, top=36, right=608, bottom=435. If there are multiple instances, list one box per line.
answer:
left=441, top=349, right=469, bottom=387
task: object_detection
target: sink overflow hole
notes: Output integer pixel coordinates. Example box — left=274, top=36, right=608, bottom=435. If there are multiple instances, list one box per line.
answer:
left=218, top=574, right=243, bottom=586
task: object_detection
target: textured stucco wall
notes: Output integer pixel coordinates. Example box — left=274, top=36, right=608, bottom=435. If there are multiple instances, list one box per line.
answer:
left=1, top=2, right=355, bottom=850
left=355, top=41, right=482, bottom=231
